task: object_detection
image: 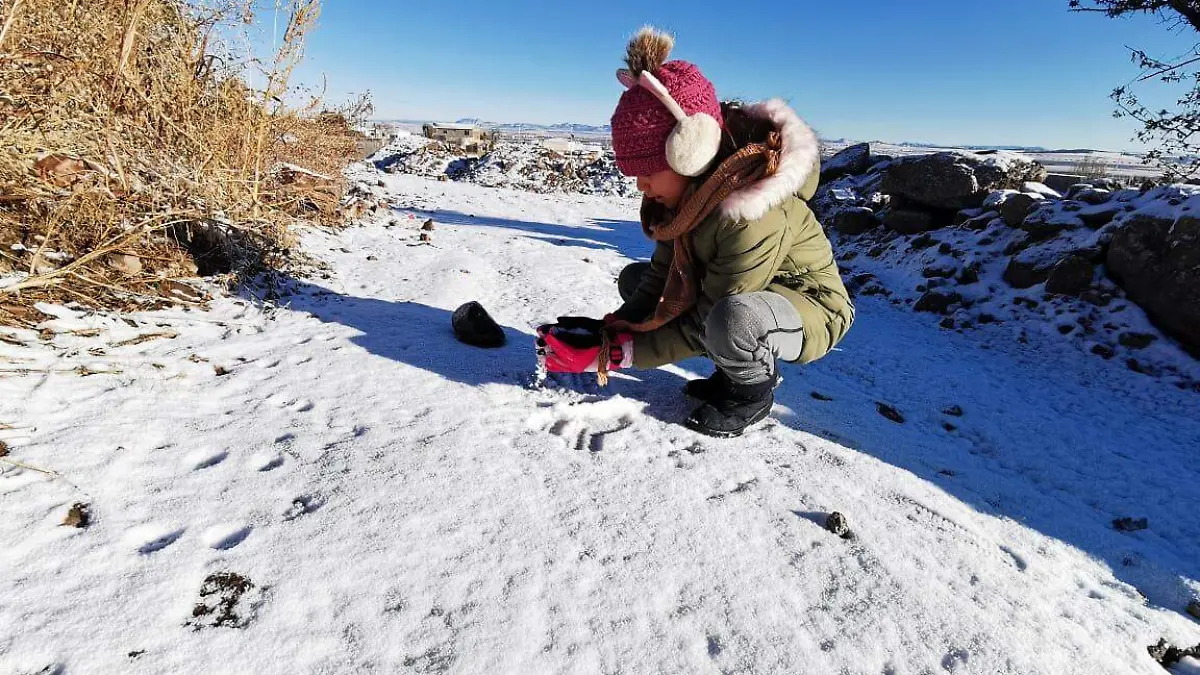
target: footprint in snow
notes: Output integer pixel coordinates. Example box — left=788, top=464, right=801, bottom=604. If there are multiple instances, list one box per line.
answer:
left=202, top=524, right=252, bottom=550
left=283, top=494, right=324, bottom=521
left=186, top=449, right=228, bottom=471
left=248, top=451, right=284, bottom=472
left=126, top=524, right=185, bottom=554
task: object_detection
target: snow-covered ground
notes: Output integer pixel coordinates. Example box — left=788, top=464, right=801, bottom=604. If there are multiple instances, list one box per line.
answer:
left=2, top=171, right=1199, bottom=674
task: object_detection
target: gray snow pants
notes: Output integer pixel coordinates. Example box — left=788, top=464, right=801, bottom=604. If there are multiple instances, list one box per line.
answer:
left=618, top=262, right=805, bottom=386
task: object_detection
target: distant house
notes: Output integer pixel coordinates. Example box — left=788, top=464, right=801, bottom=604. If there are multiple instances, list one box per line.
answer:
left=422, top=123, right=489, bottom=154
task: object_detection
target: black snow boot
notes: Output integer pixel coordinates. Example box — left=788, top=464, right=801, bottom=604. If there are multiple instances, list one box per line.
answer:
left=682, top=369, right=733, bottom=402
left=685, top=373, right=777, bottom=439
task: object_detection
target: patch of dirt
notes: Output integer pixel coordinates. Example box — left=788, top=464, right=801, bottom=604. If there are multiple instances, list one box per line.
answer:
left=186, top=572, right=264, bottom=630
left=62, top=502, right=91, bottom=528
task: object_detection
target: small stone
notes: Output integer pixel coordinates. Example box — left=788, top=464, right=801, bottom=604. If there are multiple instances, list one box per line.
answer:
left=942, top=422, right=957, bottom=432
left=366, top=255, right=378, bottom=261
left=940, top=317, right=956, bottom=330
left=810, top=391, right=834, bottom=401
left=1091, top=344, right=1115, bottom=359
left=0, top=440, right=7, bottom=457
left=1118, top=332, right=1156, bottom=350
left=921, top=263, right=958, bottom=279
left=1113, top=516, right=1148, bottom=532
left=419, top=232, right=432, bottom=243
left=213, top=365, right=230, bottom=376
left=62, top=502, right=91, bottom=528
left=914, top=290, right=962, bottom=314
left=1187, top=600, right=1200, bottom=620
left=942, top=405, right=964, bottom=417
left=910, top=233, right=937, bottom=250
left=876, top=402, right=905, bottom=424
left=957, top=264, right=981, bottom=285
left=1057, top=324, right=1074, bottom=335
left=824, top=511, right=852, bottom=539
left=421, top=219, right=435, bottom=231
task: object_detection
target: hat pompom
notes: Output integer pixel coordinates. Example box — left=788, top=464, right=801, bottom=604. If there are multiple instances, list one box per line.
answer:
left=624, top=26, right=674, bottom=77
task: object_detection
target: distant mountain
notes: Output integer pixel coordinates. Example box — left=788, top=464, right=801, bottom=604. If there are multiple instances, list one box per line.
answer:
left=443, top=118, right=611, bottom=135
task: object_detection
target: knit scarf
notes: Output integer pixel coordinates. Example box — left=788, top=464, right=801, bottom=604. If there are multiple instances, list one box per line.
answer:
left=608, top=131, right=783, bottom=335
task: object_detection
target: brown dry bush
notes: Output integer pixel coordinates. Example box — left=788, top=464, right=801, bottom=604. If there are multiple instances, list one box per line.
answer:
left=0, top=0, right=362, bottom=327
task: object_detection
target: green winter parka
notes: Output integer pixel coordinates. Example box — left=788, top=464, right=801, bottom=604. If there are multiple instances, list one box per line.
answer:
left=614, top=99, right=854, bottom=368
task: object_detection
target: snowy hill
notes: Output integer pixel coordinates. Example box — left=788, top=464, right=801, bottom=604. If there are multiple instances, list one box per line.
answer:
left=2, top=167, right=1199, bottom=674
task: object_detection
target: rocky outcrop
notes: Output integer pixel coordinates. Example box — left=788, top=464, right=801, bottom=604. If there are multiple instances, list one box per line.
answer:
left=880, top=151, right=1048, bottom=211
left=817, top=146, right=1198, bottom=385
left=1107, top=213, right=1200, bottom=353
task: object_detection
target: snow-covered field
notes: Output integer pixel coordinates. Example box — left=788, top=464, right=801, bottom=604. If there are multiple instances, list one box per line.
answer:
left=2, top=170, right=1199, bottom=674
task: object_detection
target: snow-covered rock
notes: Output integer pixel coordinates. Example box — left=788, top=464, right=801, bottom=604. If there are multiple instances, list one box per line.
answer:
left=880, top=151, right=1049, bottom=211
left=820, top=142, right=872, bottom=183
left=1107, top=191, right=1200, bottom=353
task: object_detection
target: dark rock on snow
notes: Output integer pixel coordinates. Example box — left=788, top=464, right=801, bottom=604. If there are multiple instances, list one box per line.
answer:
left=1044, top=255, right=1095, bottom=297
left=1043, top=173, right=1088, bottom=194
left=961, top=211, right=999, bottom=231
left=1003, top=254, right=1055, bottom=289
left=1077, top=201, right=1125, bottom=228
left=451, top=301, right=506, bottom=348
left=831, top=206, right=878, bottom=235
left=1112, top=516, right=1149, bottom=532
left=914, top=290, right=963, bottom=314
left=883, top=208, right=936, bottom=234
left=1107, top=214, right=1200, bottom=353
left=1118, top=332, right=1156, bottom=350
left=1021, top=205, right=1084, bottom=240
left=875, top=402, right=906, bottom=424
left=824, top=511, right=853, bottom=539
left=1001, top=193, right=1042, bottom=227
left=881, top=151, right=1047, bottom=211
left=1147, top=638, right=1200, bottom=670
left=821, top=143, right=872, bottom=182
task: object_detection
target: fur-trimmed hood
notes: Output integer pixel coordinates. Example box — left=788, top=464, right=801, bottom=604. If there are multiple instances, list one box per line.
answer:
left=716, top=99, right=820, bottom=223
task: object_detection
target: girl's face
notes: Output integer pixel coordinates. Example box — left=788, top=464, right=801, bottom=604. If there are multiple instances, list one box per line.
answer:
left=636, top=169, right=689, bottom=209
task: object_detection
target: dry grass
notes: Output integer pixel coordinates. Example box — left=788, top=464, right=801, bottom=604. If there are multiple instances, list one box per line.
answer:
left=1075, top=155, right=1112, bottom=180
left=0, top=0, right=364, bottom=327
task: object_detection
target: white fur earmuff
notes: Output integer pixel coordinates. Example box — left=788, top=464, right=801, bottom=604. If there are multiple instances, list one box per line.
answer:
left=617, top=68, right=721, bottom=177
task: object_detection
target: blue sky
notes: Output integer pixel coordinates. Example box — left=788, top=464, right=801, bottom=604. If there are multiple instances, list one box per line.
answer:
left=288, top=0, right=1196, bottom=150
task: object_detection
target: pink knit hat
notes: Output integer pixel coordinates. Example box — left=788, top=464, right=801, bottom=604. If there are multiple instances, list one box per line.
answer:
left=611, top=31, right=723, bottom=177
